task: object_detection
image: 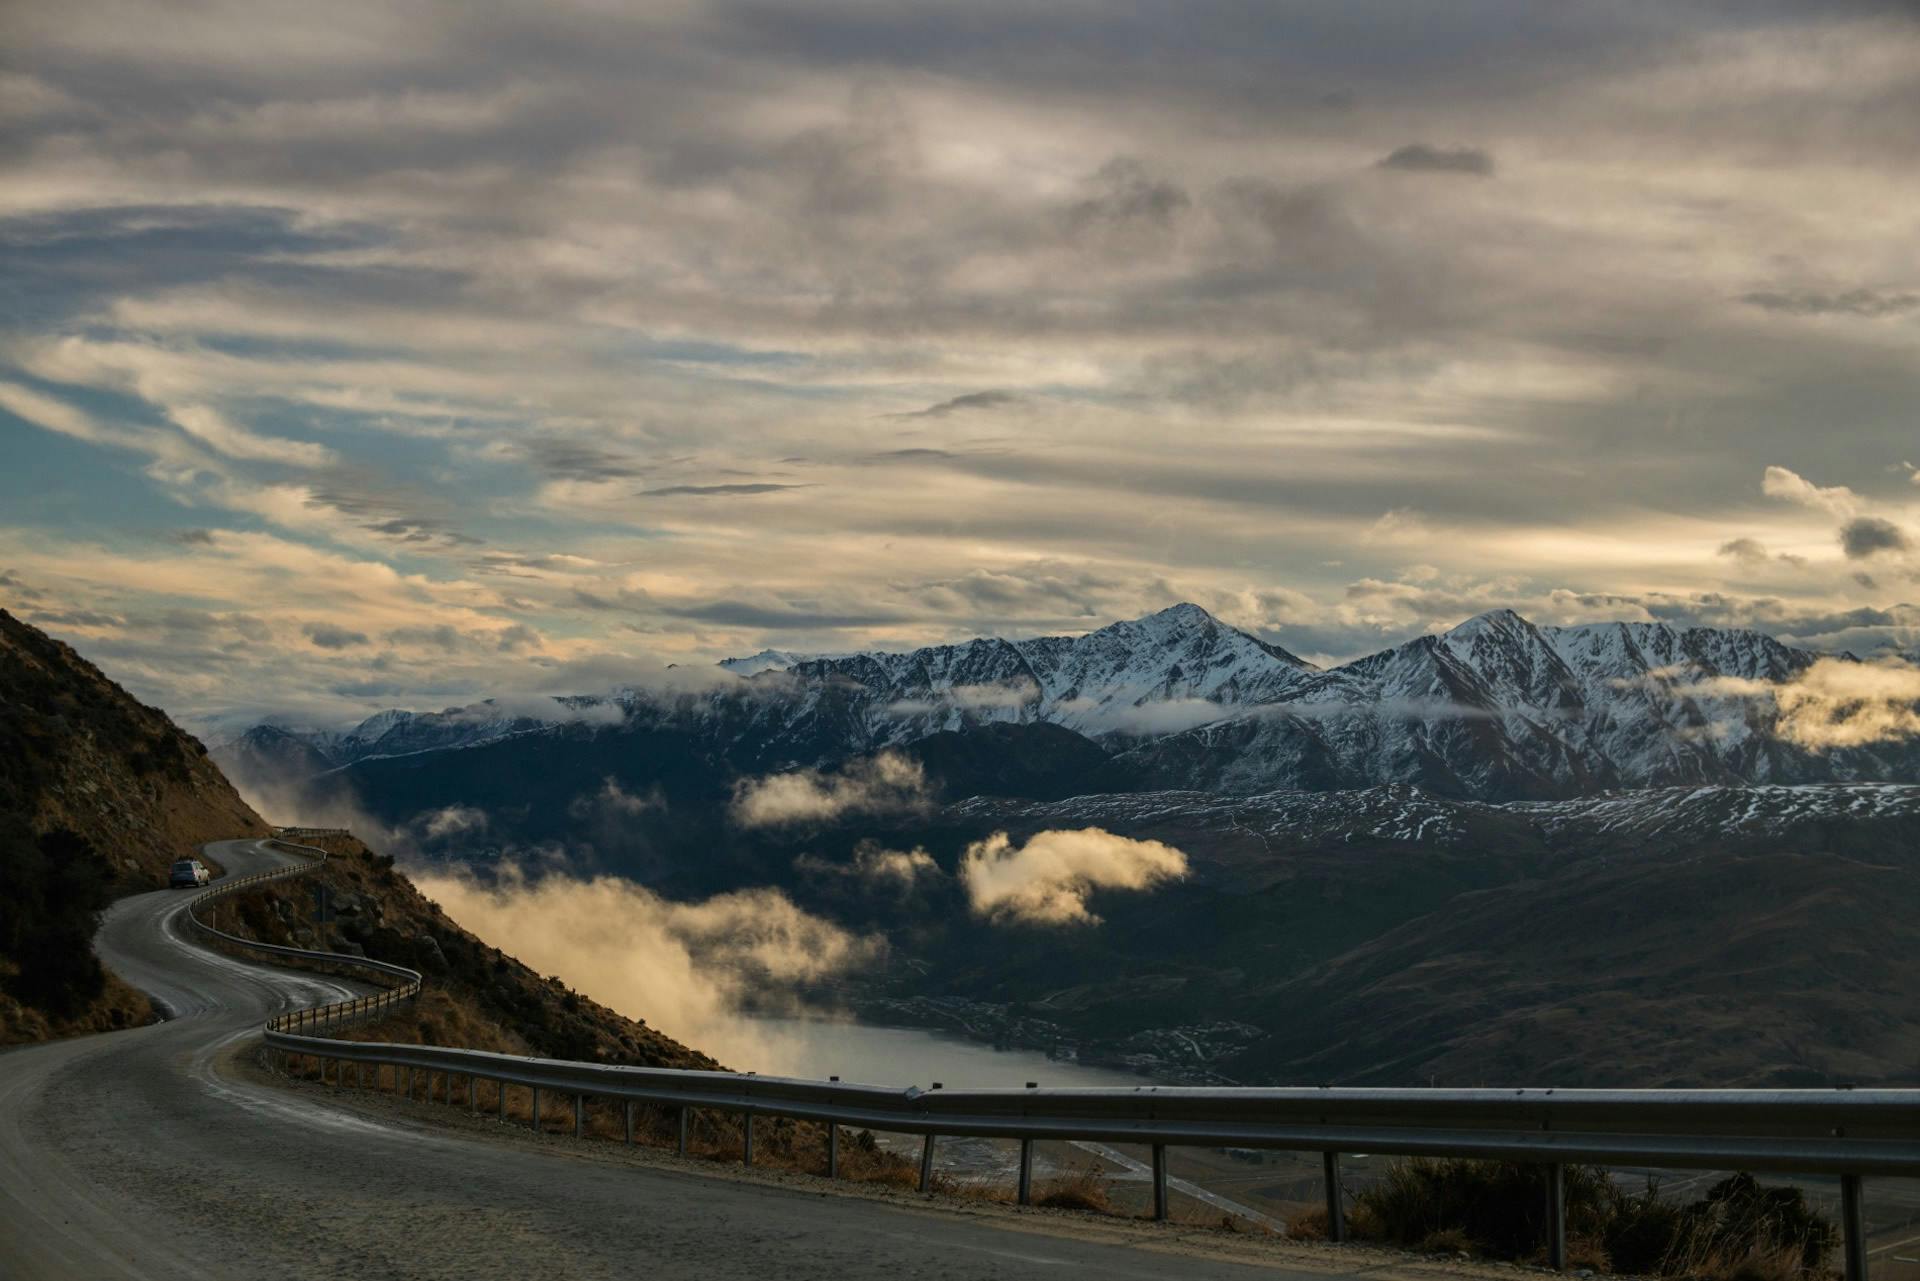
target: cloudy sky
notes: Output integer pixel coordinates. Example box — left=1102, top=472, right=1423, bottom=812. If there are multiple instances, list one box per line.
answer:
left=4, top=1, right=1920, bottom=730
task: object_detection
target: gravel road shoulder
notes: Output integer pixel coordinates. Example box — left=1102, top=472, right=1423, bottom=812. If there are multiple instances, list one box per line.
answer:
left=229, top=1039, right=1541, bottom=1281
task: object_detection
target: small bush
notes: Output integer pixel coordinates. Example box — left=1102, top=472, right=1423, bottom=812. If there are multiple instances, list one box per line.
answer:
left=1033, top=1164, right=1114, bottom=1214
left=1351, top=1159, right=1837, bottom=1278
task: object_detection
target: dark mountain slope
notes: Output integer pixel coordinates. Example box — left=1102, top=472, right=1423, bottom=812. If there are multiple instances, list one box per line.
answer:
left=1227, top=844, right=1920, bottom=1087
left=0, top=608, right=268, bottom=1042
left=0, top=608, right=267, bottom=884
left=928, top=786, right=1920, bottom=1086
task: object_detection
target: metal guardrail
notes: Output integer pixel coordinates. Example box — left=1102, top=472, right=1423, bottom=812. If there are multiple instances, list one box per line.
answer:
left=194, top=836, right=1917, bottom=1280
left=183, top=836, right=424, bottom=1033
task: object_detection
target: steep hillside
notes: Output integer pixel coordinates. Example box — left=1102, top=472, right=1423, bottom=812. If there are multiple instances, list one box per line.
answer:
left=0, top=608, right=267, bottom=885
left=0, top=608, right=268, bottom=1042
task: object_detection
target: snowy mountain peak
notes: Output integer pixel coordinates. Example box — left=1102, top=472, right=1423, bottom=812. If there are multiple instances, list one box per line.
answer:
left=345, top=708, right=415, bottom=744
left=718, top=648, right=809, bottom=676
left=1137, top=601, right=1216, bottom=629
left=1443, top=608, right=1531, bottom=641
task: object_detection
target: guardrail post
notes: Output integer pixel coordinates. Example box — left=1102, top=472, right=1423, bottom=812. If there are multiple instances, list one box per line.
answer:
left=676, top=1107, right=689, bottom=1157
left=355, top=1062, right=363, bottom=1090
left=827, top=1122, right=839, bottom=1179
left=404, top=1066, right=413, bottom=1099
left=1018, top=1139, right=1034, bottom=1206
left=532, top=1088, right=541, bottom=1132
left=1842, top=1174, right=1867, bottom=1281
left=743, top=1113, right=754, bottom=1167
left=624, top=1101, right=635, bottom=1145
left=919, top=1134, right=936, bottom=1193
left=443, top=1071, right=453, bottom=1105
left=1152, top=1144, right=1169, bottom=1221
left=1547, top=1163, right=1567, bottom=1272
left=575, top=1094, right=585, bottom=1139
left=499, top=1080, right=508, bottom=1121
left=1323, top=1152, right=1346, bottom=1243
left=469, top=1076, right=478, bottom=1114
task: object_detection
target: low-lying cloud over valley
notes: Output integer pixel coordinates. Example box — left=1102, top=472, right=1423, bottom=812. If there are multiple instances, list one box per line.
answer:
left=731, top=753, right=931, bottom=829
left=959, top=828, right=1191, bottom=926
left=413, top=865, right=883, bottom=1073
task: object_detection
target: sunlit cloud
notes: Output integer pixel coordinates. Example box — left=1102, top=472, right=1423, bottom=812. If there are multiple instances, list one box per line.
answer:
left=2, top=3, right=1919, bottom=723
left=959, top=827, right=1190, bottom=926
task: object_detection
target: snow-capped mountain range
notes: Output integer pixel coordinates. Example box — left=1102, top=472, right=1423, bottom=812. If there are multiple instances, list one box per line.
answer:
left=954, top=780, right=1920, bottom=856
left=218, top=602, right=1918, bottom=802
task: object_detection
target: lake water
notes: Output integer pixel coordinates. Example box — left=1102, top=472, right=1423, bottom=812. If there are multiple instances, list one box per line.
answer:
left=730, top=1017, right=1293, bottom=1226
left=733, top=1016, right=1149, bottom=1089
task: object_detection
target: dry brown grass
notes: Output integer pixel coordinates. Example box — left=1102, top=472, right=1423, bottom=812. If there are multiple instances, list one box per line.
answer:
left=1419, top=1227, right=1477, bottom=1256
left=934, top=1174, right=1014, bottom=1204
left=1286, top=1205, right=1329, bottom=1241
left=1665, top=1239, right=1820, bottom=1281
left=1032, top=1163, right=1115, bottom=1214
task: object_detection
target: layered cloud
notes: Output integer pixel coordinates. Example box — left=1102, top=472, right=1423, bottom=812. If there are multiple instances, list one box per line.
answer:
left=959, top=828, right=1190, bottom=925
left=4, top=4, right=1920, bottom=723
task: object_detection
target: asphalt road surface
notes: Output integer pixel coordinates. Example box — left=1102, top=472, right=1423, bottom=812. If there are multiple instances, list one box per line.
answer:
left=0, top=839, right=1361, bottom=1281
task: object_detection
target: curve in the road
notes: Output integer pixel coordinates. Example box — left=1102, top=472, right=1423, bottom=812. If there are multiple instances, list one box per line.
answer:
left=0, top=838, right=1339, bottom=1280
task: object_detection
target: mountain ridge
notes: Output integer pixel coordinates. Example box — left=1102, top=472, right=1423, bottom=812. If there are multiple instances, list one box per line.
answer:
left=217, top=602, right=1916, bottom=816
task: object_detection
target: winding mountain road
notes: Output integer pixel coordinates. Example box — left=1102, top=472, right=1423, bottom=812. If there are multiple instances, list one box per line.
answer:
left=0, top=839, right=1360, bottom=1280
